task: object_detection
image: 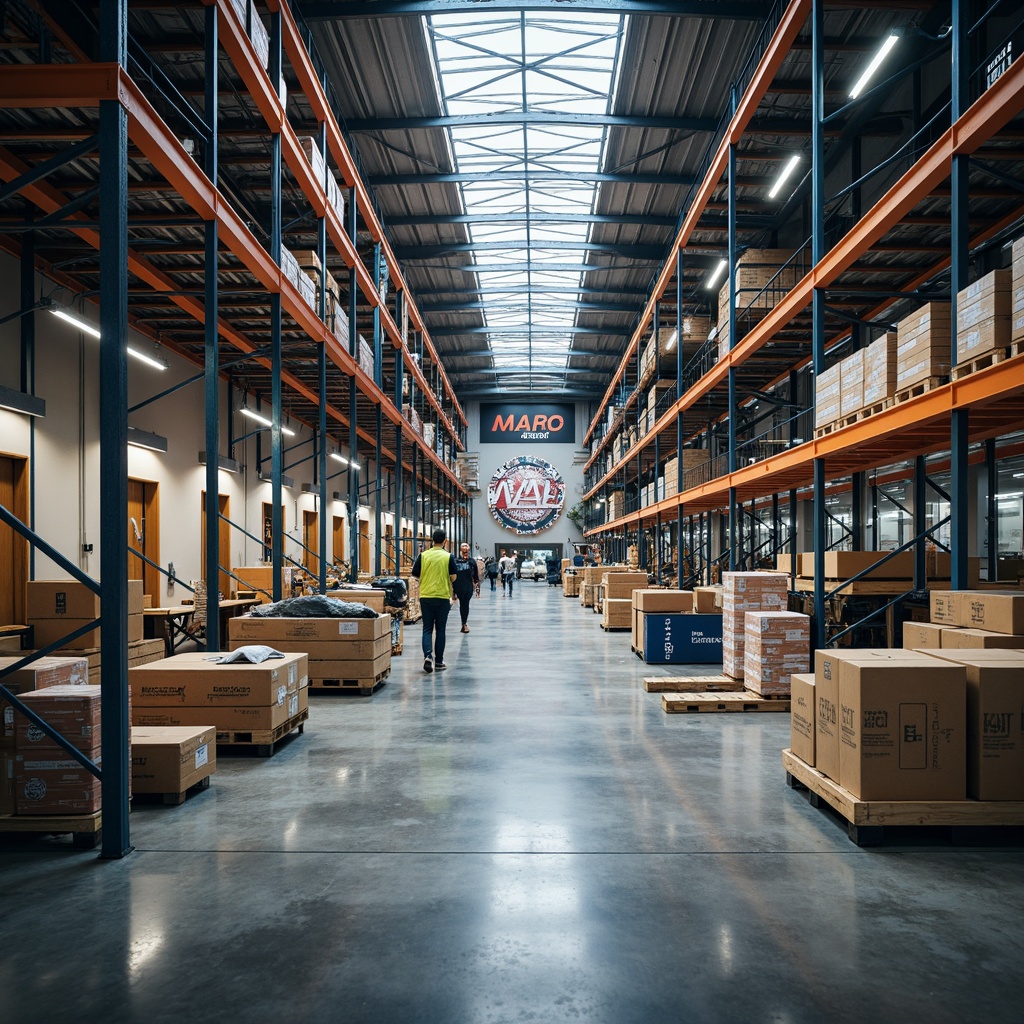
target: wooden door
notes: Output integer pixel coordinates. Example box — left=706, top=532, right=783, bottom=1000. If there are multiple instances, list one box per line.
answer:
left=201, top=492, right=231, bottom=597
left=384, top=524, right=394, bottom=573
left=129, top=478, right=161, bottom=603
left=332, top=515, right=346, bottom=565
left=303, top=509, right=318, bottom=571
left=0, top=454, right=28, bottom=625
left=359, top=519, right=370, bottom=575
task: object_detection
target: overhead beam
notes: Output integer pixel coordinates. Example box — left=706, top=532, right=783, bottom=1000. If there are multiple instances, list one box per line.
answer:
left=386, top=211, right=679, bottom=228
left=449, top=366, right=607, bottom=375
left=439, top=348, right=608, bottom=358
left=431, top=325, right=630, bottom=336
left=393, top=240, right=669, bottom=261
left=371, top=170, right=697, bottom=186
left=347, top=112, right=718, bottom=132
left=418, top=284, right=651, bottom=299
left=301, top=1, right=772, bottom=19
left=419, top=300, right=638, bottom=313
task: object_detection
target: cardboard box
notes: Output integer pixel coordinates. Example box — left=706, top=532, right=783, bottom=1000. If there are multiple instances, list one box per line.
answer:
left=16, top=684, right=103, bottom=755
left=27, top=580, right=143, bottom=619
left=604, top=579, right=650, bottom=600
left=837, top=653, right=966, bottom=801
left=742, top=612, right=810, bottom=696
left=30, top=613, right=143, bottom=650
left=131, top=699, right=295, bottom=733
left=930, top=591, right=961, bottom=624
left=957, top=592, right=1024, bottom=635
left=0, top=655, right=89, bottom=689
left=129, top=651, right=307, bottom=706
left=789, top=673, right=816, bottom=767
left=840, top=348, right=865, bottom=418
left=692, top=587, right=722, bottom=614
left=821, top=551, right=914, bottom=580
left=324, top=589, right=386, bottom=613
left=902, top=621, right=958, bottom=649
left=643, top=614, right=723, bottom=665
left=131, top=726, right=216, bottom=795
left=632, top=589, right=694, bottom=613
left=862, top=333, right=898, bottom=407
left=1013, top=235, right=1024, bottom=342
left=226, top=635, right=390, bottom=661
left=925, top=650, right=1024, bottom=800
left=14, top=754, right=102, bottom=815
left=941, top=628, right=1024, bottom=650
left=308, top=653, right=391, bottom=681
left=601, top=598, right=633, bottom=628
left=956, top=269, right=1012, bottom=361
left=228, top=614, right=390, bottom=644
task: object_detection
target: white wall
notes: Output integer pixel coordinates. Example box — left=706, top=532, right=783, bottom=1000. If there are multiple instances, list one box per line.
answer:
left=464, top=400, right=588, bottom=561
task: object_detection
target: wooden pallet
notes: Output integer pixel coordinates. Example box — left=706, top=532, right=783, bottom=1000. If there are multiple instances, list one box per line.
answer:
left=310, top=666, right=390, bottom=695
left=813, top=420, right=842, bottom=439
left=0, top=810, right=103, bottom=849
left=643, top=674, right=744, bottom=693
left=132, top=775, right=212, bottom=807
left=215, top=707, right=308, bottom=756
left=662, top=691, right=790, bottom=713
left=854, top=399, right=890, bottom=421
left=951, top=347, right=1010, bottom=380
left=783, top=748, right=1024, bottom=846
left=1011, top=339, right=1024, bottom=358
left=892, top=375, right=947, bottom=404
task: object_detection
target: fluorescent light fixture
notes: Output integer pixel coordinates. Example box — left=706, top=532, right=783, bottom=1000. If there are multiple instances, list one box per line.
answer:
left=241, top=406, right=295, bottom=436
left=705, top=259, right=728, bottom=290
left=198, top=451, right=241, bottom=473
left=664, top=330, right=678, bottom=352
left=1013, top=472, right=1024, bottom=478
left=127, top=345, right=168, bottom=371
left=768, top=154, right=801, bottom=198
left=329, top=452, right=361, bottom=469
left=258, top=469, right=294, bottom=488
left=50, top=306, right=101, bottom=338
left=849, top=34, right=898, bottom=99
left=127, top=426, right=168, bottom=452
left=0, top=383, right=45, bottom=418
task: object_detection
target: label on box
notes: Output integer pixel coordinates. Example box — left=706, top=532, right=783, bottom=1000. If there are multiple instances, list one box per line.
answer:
left=338, top=622, right=359, bottom=635
left=289, top=663, right=297, bottom=685
left=195, top=743, right=209, bottom=770
left=288, top=694, right=299, bottom=716
left=276, top=684, right=287, bottom=706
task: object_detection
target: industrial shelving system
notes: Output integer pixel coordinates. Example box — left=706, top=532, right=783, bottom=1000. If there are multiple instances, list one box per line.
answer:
left=0, top=0, right=471, bottom=855
left=582, top=0, right=1024, bottom=650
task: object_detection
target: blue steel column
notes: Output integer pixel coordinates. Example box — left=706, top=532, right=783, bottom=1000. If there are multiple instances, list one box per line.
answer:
left=269, top=10, right=284, bottom=601
left=348, top=187, right=359, bottom=582
left=317, top=123, right=329, bottom=593
left=812, top=0, right=827, bottom=649
left=727, top=84, right=738, bottom=572
left=950, top=0, right=970, bottom=590
left=21, top=224, right=35, bottom=578
left=373, top=244, right=383, bottom=575
left=851, top=472, right=863, bottom=550
left=913, top=455, right=926, bottom=590
left=204, top=3, right=221, bottom=648
left=98, top=0, right=131, bottom=858
left=675, top=249, right=685, bottom=588
left=394, top=344, right=404, bottom=571
left=986, top=438, right=997, bottom=582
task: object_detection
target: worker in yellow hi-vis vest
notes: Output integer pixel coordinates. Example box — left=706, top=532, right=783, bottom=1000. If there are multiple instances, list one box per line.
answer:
left=411, top=527, right=457, bottom=673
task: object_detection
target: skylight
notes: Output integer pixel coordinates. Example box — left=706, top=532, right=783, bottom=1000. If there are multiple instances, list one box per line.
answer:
left=427, top=11, right=625, bottom=391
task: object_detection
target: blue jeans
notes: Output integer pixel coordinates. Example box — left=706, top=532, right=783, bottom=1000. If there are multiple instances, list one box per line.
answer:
left=420, top=597, right=451, bottom=662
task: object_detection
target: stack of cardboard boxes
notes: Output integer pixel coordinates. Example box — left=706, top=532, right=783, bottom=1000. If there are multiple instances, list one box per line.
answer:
left=600, top=572, right=649, bottom=630
left=27, top=580, right=144, bottom=651
left=228, top=0, right=269, bottom=69
left=862, top=332, right=898, bottom=410
left=130, top=651, right=309, bottom=736
left=131, top=726, right=217, bottom=801
left=791, top=643, right=1023, bottom=803
left=296, top=137, right=345, bottom=225
left=914, top=590, right=1024, bottom=649
left=1013, top=237, right=1024, bottom=343
left=1, top=656, right=89, bottom=815
left=722, top=572, right=789, bottom=679
left=228, top=614, right=391, bottom=690
left=742, top=611, right=810, bottom=697
left=896, top=302, right=952, bottom=391
left=631, top=589, right=693, bottom=658
left=813, top=362, right=842, bottom=430
left=956, top=269, right=1012, bottom=365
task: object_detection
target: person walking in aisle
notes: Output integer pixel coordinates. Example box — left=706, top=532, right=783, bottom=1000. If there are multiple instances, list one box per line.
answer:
left=484, top=555, right=499, bottom=591
left=499, top=549, right=517, bottom=595
left=411, top=527, right=457, bottom=672
left=452, top=542, right=481, bottom=633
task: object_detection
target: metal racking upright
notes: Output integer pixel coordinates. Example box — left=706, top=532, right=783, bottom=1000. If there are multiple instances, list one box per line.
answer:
left=581, top=0, right=1024, bottom=648
left=0, top=0, right=472, bottom=855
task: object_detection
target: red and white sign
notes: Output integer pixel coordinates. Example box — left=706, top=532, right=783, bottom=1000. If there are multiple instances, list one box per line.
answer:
left=487, top=456, right=565, bottom=535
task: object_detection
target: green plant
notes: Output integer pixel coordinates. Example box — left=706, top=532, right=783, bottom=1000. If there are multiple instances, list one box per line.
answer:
left=566, top=502, right=584, bottom=529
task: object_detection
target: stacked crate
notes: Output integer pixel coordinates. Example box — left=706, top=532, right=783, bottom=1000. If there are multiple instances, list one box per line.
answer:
left=562, top=572, right=581, bottom=598
left=131, top=726, right=217, bottom=800
left=722, top=571, right=789, bottom=679
left=896, top=303, right=952, bottom=391
left=717, top=249, right=799, bottom=354
left=403, top=403, right=423, bottom=437
left=231, top=566, right=294, bottom=603
left=862, top=332, right=898, bottom=409
left=839, top=348, right=864, bottom=420
left=631, top=589, right=693, bottom=657
left=229, top=0, right=269, bottom=69
left=26, top=580, right=143, bottom=651
left=1013, top=237, right=1024, bottom=343
left=955, top=269, right=1012, bottom=365
left=742, top=611, right=810, bottom=696
left=228, top=614, right=391, bottom=690
left=130, top=651, right=309, bottom=734
left=606, top=491, right=625, bottom=521
left=814, top=362, right=842, bottom=431
left=358, top=335, right=375, bottom=379
left=296, top=137, right=345, bottom=224
left=15, top=685, right=102, bottom=816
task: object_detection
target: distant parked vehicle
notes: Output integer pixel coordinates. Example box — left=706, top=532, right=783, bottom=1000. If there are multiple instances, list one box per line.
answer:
left=518, top=559, right=546, bottom=581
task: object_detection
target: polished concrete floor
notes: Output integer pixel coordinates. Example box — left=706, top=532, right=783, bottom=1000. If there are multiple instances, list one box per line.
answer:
left=3, top=582, right=1024, bottom=1023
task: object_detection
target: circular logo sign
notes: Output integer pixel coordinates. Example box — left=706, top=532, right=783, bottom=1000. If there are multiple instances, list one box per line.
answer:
left=487, top=456, right=565, bottom=535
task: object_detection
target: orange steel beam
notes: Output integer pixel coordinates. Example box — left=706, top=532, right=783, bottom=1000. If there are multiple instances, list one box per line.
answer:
left=0, top=74, right=461, bottom=488
left=267, top=0, right=466, bottom=429
left=585, top=0, right=811, bottom=445
left=583, top=56, right=1024, bottom=491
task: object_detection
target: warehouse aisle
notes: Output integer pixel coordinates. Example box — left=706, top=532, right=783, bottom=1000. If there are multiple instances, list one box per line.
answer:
left=2, top=585, right=1024, bottom=1024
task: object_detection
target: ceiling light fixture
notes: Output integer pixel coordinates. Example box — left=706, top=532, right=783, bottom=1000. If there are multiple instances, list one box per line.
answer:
left=128, top=345, right=169, bottom=371
left=329, top=451, right=360, bottom=469
left=663, top=329, right=679, bottom=352
left=849, top=33, right=899, bottom=99
left=241, top=406, right=295, bottom=436
left=50, top=306, right=101, bottom=338
left=705, top=259, right=728, bottom=290
left=768, top=154, right=801, bottom=198
left=127, top=426, right=168, bottom=452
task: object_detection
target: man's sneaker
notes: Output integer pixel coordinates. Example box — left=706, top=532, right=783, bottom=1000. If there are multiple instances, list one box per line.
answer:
left=435, top=661, right=447, bottom=670
left=423, top=656, right=433, bottom=673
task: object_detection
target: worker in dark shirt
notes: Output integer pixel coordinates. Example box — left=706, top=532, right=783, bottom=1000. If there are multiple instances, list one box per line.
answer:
left=452, top=542, right=481, bottom=633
